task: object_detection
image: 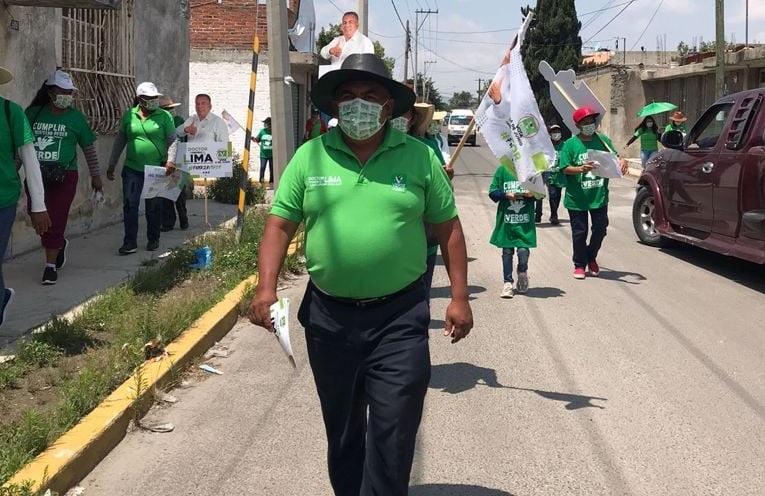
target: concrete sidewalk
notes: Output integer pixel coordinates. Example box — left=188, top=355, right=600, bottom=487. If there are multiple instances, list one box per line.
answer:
left=0, top=199, right=238, bottom=350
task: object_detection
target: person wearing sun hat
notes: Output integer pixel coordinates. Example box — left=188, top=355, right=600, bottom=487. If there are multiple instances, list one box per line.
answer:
left=247, top=53, right=473, bottom=496
left=0, top=65, right=51, bottom=326
left=107, top=82, right=178, bottom=254
left=25, top=69, right=101, bottom=285
left=557, top=106, right=628, bottom=280
left=665, top=110, right=689, bottom=136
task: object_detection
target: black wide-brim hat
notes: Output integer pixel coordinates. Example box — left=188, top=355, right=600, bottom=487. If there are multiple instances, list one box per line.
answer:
left=312, top=54, right=415, bottom=118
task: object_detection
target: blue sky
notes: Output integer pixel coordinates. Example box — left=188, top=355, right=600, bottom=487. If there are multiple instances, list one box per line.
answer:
left=315, top=0, right=765, bottom=98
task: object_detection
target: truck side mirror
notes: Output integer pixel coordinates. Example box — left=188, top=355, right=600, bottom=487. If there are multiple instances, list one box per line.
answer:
left=661, top=130, right=684, bottom=150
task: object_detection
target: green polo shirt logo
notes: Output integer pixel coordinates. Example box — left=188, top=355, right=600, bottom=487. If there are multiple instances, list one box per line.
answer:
left=392, top=174, right=407, bottom=192
left=307, top=175, right=342, bottom=187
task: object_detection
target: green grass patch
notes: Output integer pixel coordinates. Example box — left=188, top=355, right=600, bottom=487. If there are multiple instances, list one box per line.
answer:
left=0, top=208, right=304, bottom=490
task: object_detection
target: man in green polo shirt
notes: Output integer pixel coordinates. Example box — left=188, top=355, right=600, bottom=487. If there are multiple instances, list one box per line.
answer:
left=248, top=54, right=473, bottom=496
left=558, top=107, right=629, bottom=280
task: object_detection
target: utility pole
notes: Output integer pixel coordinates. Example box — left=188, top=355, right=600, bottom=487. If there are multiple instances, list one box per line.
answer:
left=403, top=20, right=410, bottom=82
left=267, top=0, right=295, bottom=188
left=358, top=0, right=368, bottom=36
left=414, top=7, right=438, bottom=100
left=715, top=0, right=725, bottom=98
left=476, top=78, right=484, bottom=102
left=745, top=0, right=749, bottom=48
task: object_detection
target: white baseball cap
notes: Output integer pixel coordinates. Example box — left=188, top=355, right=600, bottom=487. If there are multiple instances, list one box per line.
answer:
left=46, top=70, right=77, bottom=90
left=136, top=81, right=162, bottom=98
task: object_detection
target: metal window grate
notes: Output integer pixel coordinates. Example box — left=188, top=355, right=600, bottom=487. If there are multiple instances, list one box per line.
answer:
left=61, top=0, right=135, bottom=134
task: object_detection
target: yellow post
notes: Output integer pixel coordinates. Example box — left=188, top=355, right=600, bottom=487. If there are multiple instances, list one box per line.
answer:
left=237, top=35, right=260, bottom=236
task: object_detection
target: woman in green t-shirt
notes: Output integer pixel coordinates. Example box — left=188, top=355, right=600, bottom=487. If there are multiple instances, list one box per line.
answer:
left=253, top=117, right=273, bottom=185
left=626, top=116, right=661, bottom=169
left=26, top=70, right=101, bottom=285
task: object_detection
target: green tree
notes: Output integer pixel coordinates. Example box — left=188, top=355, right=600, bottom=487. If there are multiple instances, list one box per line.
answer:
left=521, top=0, right=582, bottom=126
left=316, top=24, right=395, bottom=76
left=449, top=91, right=475, bottom=109
left=414, top=73, right=446, bottom=110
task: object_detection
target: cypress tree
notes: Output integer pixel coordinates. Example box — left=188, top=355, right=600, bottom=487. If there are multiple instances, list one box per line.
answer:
left=521, top=0, right=582, bottom=127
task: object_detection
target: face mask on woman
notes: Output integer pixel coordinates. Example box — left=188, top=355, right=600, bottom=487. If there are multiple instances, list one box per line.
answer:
left=646, top=121, right=654, bottom=128
left=338, top=98, right=388, bottom=141
left=141, top=97, right=160, bottom=112
left=51, top=93, right=73, bottom=109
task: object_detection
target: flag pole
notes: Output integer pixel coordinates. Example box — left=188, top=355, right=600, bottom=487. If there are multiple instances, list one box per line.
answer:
left=237, top=35, right=260, bottom=239
left=446, top=117, right=476, bottom=169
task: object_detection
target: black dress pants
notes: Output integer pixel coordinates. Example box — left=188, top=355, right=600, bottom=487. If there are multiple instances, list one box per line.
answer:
left=568, top=205, right=609, bottom=268
left=298, top=279, right=431, bottom=496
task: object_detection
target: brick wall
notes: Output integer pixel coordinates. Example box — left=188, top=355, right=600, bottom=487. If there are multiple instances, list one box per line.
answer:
left=190, top=0, right=300, bottom=51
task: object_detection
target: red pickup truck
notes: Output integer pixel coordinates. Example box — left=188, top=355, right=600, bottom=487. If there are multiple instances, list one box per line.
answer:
left=632, top=88, right=765, bottom=264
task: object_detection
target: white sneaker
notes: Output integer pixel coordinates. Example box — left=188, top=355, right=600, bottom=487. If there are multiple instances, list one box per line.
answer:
left=500, top=282, right=514, bottom=299
left=516, top=272, right=529, bottom=294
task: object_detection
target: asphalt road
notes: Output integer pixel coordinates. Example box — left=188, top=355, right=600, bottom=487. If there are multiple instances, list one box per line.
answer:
left=81, top=138, right=765, bottom=496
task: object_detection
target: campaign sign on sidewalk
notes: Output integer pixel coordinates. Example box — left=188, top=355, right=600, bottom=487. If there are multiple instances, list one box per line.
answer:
left=177, top=142, right=234, bottom=178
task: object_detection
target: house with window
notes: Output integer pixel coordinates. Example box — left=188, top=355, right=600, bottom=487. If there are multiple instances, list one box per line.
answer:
left=0, top=0, right=189, bottom=255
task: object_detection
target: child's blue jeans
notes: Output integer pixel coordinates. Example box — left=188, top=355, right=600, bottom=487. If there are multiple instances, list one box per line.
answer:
left=502, top=247, right=530, bottom=283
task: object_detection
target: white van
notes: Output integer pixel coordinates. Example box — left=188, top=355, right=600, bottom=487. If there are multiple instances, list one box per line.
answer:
left=447, top=109, right=476, bottom=146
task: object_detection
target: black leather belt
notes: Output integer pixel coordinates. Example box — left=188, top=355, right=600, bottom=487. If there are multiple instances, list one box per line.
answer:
left=311, top=277, right=423, bottom=308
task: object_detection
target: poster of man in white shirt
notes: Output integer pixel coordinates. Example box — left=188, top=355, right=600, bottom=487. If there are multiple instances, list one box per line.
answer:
left=177, top=94, right=230, bottom=143
left=319, top=11, right=374, bottom=76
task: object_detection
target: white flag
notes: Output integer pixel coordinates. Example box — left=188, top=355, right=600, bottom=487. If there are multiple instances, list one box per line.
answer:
left=475, top=14, right=556, bottom=195
left=221, top=110, right=243, bottom=136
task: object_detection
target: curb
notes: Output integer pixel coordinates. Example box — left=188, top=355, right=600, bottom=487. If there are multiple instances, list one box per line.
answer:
left=5, top=241, right=299, bottom=494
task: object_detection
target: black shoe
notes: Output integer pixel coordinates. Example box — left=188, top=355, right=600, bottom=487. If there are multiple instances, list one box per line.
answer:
left=42, top=266, right=58, bottom=285
left=0, top=288, right=14, bottom=327
left=160, top=225, right=174, bottom=232
left=550, top=217, right=560, bottom=225
left=179, top=222, right=189, bottom=230
left=146, top=240, right=159, bottom=251
left=118, top=243, right=138, bottom=255
left=55, top=238, right=69, bottom=269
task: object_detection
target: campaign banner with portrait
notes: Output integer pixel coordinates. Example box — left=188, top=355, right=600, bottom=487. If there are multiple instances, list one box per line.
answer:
left=474, top=14, right=556, bottom=194
left=176, top=141, right=234, bottom=178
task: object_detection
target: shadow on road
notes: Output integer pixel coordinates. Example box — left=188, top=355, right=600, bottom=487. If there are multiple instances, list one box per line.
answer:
left=597, top=267, right=647, bottom=285
left=658, top=244, right=765, bottom=294
left=430, top=362, right=503, bottom=394
left=429, top=285, right=486, bottom=300
left=524, top=286, right=566, bottom=298
left=507, top=386, right=607, bottom=410
left=410, top=484, right=514, bottom=495
left=429, top=363, right=607, bottom=410
left=429, top=319, right=445, bottom=331
left=536, top=220, right=570, bottom=228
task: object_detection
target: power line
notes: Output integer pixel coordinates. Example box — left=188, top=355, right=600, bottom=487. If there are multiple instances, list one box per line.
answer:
left=584, top=0, right=638, bottom=44
left=580, top=0, right=636, bottom=17
left=417, top=42, right=495, bottom=75
left=390, top=0, right=407, bottom=30
left=630, top=0, right=664, bottom=50
left=582, top=0, right=616, bottom=30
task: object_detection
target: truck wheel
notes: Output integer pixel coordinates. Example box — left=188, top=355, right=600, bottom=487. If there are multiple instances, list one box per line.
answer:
left=633, top=187, right=665, bottom=247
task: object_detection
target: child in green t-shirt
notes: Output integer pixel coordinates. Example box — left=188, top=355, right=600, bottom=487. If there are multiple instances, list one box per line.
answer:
left=488, top=159, right=537, bottom=298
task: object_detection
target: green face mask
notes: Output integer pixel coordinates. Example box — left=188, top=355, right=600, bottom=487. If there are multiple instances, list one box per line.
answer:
left=390, top=116, right=409, bottom=133
left=338, top=98, right=386, bottom=141
left=52, top=94, right=73, bottom=109
left=142, top=98, right=160, bottom=111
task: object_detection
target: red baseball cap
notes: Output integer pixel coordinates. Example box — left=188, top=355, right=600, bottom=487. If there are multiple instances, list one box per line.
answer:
left=572, top=107, right=599, bottom=124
